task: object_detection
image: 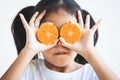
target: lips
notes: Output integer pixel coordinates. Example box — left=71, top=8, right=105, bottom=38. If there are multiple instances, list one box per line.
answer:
left=55, top=51, right=67, bottom=55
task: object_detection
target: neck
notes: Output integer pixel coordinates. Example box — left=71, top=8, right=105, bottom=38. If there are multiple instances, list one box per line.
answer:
left=45, top=60, right=82, bottom=73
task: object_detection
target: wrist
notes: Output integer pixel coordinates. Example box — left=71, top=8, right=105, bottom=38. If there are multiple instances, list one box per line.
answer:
left=23, top=46, right=38, bottom=56
left=79, top=47, right=97, bottom=62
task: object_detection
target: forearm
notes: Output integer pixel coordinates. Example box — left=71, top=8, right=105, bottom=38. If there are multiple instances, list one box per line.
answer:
left=1, top=47, right=36, bottom=80
left=83, top=49, right=120, bottom=80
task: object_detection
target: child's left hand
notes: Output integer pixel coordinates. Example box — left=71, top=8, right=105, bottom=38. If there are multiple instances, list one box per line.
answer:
left=60, top=10, right=101, bottom=58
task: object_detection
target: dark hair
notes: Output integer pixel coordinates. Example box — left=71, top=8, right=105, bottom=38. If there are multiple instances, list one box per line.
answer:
left=11, top=0, right=98, bottom=64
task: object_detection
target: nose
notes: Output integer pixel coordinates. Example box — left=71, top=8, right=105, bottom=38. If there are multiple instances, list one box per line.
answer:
left=56, top=39, right=62, bottom=47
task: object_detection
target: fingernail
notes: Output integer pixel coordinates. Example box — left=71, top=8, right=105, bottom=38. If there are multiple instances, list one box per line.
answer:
left=78, top=10, right=81, bottom=13
left=87, top=14, right=90, bottom=17
left=19, top=13, right=22, bottom=15
left=36, top=11, right=39, bottom=14
left=19, top=13, right=23, bottom=17
left=43, top=10, right=46, bottom=13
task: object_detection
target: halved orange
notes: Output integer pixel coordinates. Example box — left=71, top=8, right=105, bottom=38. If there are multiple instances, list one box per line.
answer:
left=60, top=22, right=82, bottom=44
left=36, top=22, right=58, bottom=44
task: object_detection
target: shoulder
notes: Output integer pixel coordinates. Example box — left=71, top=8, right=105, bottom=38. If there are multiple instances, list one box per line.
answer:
left=83, top=63, right=94, bottom=71
left=26, top=59, right=44, bottom=70
left=27, top=59, right=44, bottom=71
left=30, top=59, right=43, bottom=65
left=21, top=59, right=44, bottom=80
left=81, top=63, right=99, bottom=80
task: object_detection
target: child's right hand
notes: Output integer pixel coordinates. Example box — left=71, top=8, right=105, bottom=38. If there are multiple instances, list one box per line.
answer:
left=19, top=11, right=58, bottom=55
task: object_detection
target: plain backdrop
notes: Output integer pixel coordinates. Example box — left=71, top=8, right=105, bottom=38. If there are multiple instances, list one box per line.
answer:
left=0, top=0, right=120, bottom=77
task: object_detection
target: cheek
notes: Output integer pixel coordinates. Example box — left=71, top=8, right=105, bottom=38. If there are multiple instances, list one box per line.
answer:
left=42, top=51, right=52, bottom=59
left=69, top=51, right=77, bottom=60
left=42, top=49, right=55, bottom=59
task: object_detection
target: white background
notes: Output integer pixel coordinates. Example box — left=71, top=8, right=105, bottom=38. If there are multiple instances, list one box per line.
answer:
left=0, top=0, right=120, bottom=77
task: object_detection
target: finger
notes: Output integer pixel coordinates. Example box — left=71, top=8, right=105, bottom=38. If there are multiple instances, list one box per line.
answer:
left=51, top=39, right=59, bottom=47
left=19, top=13, right=29, bottom=31
left=59, top=37, right=73, bottom=49
left=46, top=39, right=58, bottom=49
left=77, top=10, right=84, bottom=28
left=35, top=10, right=46, bottom=28
left=85, top=15, right=90, bottom=29
left=29, top=11, right=39, bottom=26
left=91, top=19, right=102, bottom=32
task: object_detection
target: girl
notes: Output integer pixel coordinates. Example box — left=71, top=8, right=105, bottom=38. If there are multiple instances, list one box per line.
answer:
left=1, top=0, right=119, bottom=80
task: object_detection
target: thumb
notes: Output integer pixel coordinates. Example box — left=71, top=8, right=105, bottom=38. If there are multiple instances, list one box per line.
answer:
left=59, top=37, right=73, bottom=49
left=46, top=39, right=59, bottom=50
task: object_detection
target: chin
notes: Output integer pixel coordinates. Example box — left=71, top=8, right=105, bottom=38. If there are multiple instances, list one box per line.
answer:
left=54, top=61, right=70, bottom=67
left=48, top=58, right=74, bottom=67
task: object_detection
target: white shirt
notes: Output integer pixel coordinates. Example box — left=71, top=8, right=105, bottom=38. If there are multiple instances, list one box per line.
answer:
left=21, top=59, right=98, bottom=80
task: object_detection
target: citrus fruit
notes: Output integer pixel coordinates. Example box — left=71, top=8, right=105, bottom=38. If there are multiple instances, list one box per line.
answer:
left=36, top=22, right=58, bottom=44
left=60, top=22, right=82, bottom=44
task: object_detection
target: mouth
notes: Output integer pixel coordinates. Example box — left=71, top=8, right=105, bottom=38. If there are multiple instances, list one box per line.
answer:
left=55, top=51, right=67, bottom=55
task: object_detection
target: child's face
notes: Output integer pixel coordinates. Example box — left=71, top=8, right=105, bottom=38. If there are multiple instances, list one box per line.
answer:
left=42, top=9, right=78, bottom=67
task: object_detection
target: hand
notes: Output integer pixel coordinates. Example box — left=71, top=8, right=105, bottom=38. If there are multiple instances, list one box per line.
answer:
left=60, top=10, right=102, bottom=57
left=19, top=11, right=58, bottom=54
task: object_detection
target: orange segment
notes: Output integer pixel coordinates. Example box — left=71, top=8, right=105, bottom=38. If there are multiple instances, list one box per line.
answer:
left=60, top=23, right=82, bottom=44
left=36, top=22, right=58, bottom=44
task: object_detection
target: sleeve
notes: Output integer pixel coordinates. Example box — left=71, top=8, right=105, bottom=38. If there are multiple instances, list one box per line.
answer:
left=83, top=64, right=99, bottom=80
left=91, top=71, right=99, bottom=80
left=20, top=59, right=43, bottom=80
left=20, top=63, right=33, bottom=80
